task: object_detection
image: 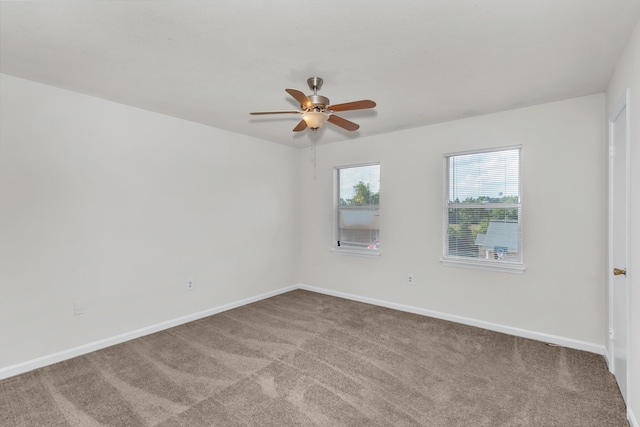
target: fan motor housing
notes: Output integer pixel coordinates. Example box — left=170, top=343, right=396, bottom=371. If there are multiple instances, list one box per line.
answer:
left=307, top=94, right=329, bottom=109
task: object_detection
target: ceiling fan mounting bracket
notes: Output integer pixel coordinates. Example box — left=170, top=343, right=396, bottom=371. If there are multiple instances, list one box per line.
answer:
left=307, top=77, right=323, bottom=92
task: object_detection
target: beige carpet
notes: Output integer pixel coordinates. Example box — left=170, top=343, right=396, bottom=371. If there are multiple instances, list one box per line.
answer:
left=0, top=290, right=628, bottom=426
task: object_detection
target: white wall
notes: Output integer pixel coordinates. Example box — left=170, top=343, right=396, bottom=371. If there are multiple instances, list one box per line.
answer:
left=607, top=17, right=640, bottom=425
left=0, top=74, right=299, bottom=369
left=298, top=94, right=607, bottom=347
left=0, top=72, right=616, bottom=383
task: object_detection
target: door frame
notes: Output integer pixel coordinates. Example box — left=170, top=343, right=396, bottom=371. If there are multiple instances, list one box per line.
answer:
left=607, top=88, right=631, bottom=404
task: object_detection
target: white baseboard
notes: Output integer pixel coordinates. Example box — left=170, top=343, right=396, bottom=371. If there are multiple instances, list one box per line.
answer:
left=298, top=284, right=606, bottom=356
left=0, top=285, right=298, bottom=380
left=0, top=283, right=609, bottom=380
left=603, top=343, right=613, bottom=373
left=630, top=408, right=638, bottom=427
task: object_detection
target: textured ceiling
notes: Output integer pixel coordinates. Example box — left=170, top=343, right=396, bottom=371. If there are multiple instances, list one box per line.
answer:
left=1, top=1, right=639, bottom=147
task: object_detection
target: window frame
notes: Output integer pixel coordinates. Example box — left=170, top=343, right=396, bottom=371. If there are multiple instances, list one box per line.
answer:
left=332, top=162, right=381, bottom=258
left=441, top=145, right=525, bottom=273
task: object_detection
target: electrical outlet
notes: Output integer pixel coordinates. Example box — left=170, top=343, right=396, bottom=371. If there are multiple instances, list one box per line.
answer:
left=186, top=279, right=194, bottom=291
left=407, top=274, right=414, bottom=285
left=73, top=302, right=84, bottom=315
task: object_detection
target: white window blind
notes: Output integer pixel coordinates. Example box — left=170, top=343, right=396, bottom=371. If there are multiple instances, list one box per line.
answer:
left=443, top=146, right=523, bottom=271
left=334, top=163, right=380, bottom=255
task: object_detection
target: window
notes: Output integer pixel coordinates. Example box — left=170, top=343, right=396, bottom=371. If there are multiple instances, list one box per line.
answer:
left=334, top=163, right=380, bottom=256
left=442, top=146, right=524, bottom=272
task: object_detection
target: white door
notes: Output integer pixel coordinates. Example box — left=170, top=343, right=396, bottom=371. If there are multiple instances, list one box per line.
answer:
left=609, top=90, right=630, bottom=404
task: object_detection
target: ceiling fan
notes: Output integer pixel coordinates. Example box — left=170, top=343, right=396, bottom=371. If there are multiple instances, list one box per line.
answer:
left=250, top=77, right=376, bottom=132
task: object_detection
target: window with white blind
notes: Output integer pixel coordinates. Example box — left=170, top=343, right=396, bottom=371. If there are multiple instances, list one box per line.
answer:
left=333, top=163, right=380, bottom=256
left=442, top=146, right=524, bottom=272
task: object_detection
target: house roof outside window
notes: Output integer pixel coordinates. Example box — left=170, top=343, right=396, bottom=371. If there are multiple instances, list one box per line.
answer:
left=480, top=221, right=519, bottom=252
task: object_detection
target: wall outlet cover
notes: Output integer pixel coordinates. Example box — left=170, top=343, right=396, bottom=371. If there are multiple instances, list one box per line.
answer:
left=73, top=302, right=84, bottom=315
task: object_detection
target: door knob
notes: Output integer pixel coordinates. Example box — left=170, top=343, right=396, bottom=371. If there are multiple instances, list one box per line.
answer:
left=613, top=268, right=626, bottom=276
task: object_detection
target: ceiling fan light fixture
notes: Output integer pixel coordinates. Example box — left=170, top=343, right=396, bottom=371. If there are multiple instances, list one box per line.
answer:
left=301, top=111, right=328, bottom=130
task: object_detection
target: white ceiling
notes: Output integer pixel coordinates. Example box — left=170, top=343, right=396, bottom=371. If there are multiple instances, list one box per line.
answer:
left=2, top=1, right=639, bottom=147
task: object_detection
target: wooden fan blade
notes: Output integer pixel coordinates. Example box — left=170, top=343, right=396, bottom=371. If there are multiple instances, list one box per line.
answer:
left=285, top=89, right=313, bottom=109
left=327, top=100, right=376, bottom=112
left=292, top=120, right=307, bottom=132
left=250, top=111, right=300, bottom=115
left=327, top=115, right=360, bottom=131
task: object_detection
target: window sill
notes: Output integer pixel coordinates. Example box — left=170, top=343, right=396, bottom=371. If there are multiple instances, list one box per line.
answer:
left=440, top=257, right=526, bottom=274
left=331, top=247, right=381, bottom=258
